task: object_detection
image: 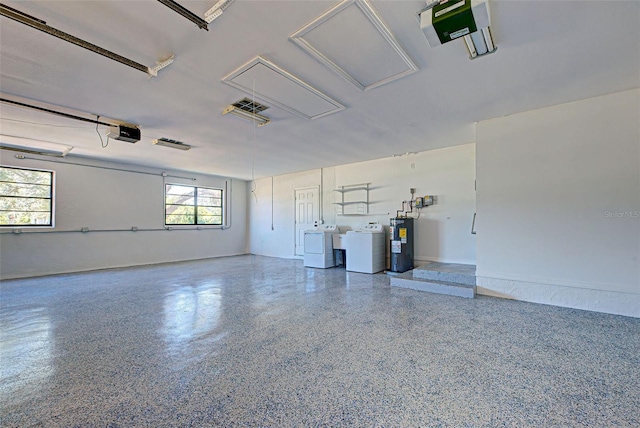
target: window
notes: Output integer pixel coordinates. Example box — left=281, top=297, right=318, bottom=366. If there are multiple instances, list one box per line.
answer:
left=0, top=166, right=54, bottom=227
left=165, top=184, right=223, bottom=225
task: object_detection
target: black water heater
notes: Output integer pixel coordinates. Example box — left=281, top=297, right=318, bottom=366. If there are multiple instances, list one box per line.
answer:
left=390, top=217, right=414, bottom=273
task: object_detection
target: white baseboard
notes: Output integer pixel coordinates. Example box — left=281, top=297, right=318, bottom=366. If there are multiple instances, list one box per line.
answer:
left=477, top=276, right=640, bottom=318
left=1, top=252, right=250, bottom=281
left=414, top=257, right=476, bottom=266
left=476, top=269, right=633, bottom=295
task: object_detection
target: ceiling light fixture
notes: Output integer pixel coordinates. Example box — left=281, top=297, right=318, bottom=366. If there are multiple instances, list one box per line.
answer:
left=204, top=0, right=236, bottom=23
left=222, top=105, right=271, bottom=127
left=0, top=136, right=73, bottom=158
left=0, top=4, right=175, bottom=77
left=153, top=138, right=191, bottom=151
left=156, top=0, right=209, bottom=30
left=419, top=0, right=496, bottom=59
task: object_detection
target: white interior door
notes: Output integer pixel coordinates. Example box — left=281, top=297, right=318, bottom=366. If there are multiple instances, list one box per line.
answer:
left=295, top=186, right=319, bottom=256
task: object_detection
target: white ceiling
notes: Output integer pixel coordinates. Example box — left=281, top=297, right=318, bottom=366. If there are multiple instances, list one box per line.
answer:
left=1, top=0, right=638, bottom=180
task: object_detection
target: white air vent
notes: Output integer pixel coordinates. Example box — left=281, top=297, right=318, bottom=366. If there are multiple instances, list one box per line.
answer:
left=222, top=56, right=345, bottom=120
left=232, top=98, right=269, bottom=114
left=153, top=138, right=191, bottom=151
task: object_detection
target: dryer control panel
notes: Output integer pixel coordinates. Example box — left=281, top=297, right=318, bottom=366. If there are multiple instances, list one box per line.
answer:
left=362, top=224, right=383, bottom=232
left=318, top=224, right=338, bottom=231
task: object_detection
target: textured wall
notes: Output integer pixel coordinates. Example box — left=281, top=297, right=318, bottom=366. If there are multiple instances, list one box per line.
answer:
left=476, top=88, right=640, bottom=317
left=249, top=143, right=477, bottom=265
left=0, top=157, right=248, bottom=279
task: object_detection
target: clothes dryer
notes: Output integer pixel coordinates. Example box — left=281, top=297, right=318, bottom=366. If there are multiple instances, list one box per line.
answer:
left=303, top=225, right=339, bottom=268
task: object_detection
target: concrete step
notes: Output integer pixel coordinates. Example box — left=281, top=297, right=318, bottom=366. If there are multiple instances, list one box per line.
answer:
left=390, top=272, right=476, bottom=299
left=412, top=262, right=476, bottom=286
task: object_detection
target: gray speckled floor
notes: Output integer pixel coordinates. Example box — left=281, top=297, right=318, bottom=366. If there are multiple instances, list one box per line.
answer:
left=1, top=255, right=639, bottom=427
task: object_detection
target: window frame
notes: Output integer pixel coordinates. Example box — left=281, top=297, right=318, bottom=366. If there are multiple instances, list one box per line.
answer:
left=164, top=183, right=224, bottom=227
left=0, top=165, right=55, bottom=228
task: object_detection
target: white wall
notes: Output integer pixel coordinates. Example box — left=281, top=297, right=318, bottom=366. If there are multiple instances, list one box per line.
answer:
left=249, top=143, right=477, bottom=265
left=0, top=156, right=248, bottom=279
left=476, top=88, right=640, bottom=317
left=248, top=169, right=330, bottom=259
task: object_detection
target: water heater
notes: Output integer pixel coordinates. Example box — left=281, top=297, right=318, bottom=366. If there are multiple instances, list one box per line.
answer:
left=390, top=218, right=414, bottom=273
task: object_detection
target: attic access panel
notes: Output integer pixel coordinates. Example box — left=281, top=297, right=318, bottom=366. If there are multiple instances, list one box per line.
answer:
left=222, top=56, right=345, bottom=120
left=290, top=0, right=418, bottom=91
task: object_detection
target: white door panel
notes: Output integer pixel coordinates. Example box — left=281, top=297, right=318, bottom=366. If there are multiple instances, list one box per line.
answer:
left=295, top=186, right=319, bottom=256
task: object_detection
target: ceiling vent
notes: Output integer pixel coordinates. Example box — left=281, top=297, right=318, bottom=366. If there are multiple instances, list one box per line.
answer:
left=223, top=99, right=271, bottom=127
left=222, top=56, right=344, bottom=120
left=153, top=138, right=191, bottom=151
left=231, top=98, right=269, bottom=114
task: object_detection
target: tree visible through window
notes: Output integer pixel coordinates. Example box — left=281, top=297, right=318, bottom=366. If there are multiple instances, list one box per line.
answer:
left=165, top=184, right=223, bottom=225
left=0, top=166, right=54, bottom=227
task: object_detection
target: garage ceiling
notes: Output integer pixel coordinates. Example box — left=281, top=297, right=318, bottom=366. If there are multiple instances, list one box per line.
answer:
left=1, top=0, right=638, bottom=180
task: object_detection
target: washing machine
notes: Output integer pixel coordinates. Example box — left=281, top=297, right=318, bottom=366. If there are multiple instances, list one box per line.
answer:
left=345, top=224, right=386, bottom=274
left=303, top=225, right=339, bottom=268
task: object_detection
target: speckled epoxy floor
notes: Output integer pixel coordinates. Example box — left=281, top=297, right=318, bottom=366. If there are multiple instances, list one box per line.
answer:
left=1, top=255, right=639, bottom=427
